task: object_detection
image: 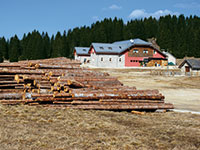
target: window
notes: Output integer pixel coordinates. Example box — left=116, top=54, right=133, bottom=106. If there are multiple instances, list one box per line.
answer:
left=130, top=60, right=139, bottom=62
left=101, top=57, right=103, bottom=61
left=133, top=49, right=138, bottom=53
left=108, top=47, right=112, bottom=50
left=143, top=50, right=148, bottom=54
left=119, top=58, right=121, bottom=62
left=99, top=47, right=104, bottom=50
left=109, top=58, right=112, bottom=61
left=83, top=49, right=86, bottom=52
left=154, top=50, right=157, bottom=54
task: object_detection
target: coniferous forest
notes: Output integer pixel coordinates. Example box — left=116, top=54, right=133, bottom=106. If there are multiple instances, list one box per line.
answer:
left=0, top=15, right=200, bottom=62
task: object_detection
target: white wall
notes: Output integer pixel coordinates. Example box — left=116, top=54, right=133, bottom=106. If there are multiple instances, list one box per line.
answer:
left=75, top=54, right=90, bottom=64
left=180, top=63, right=200, bottom=75
left=180, top=63, right=189, bottom=72
left=163, top=52, right=176, bottom=65
left=90, top=53, right=125, bottom=68
left=168, top=54, right=176, bottom=65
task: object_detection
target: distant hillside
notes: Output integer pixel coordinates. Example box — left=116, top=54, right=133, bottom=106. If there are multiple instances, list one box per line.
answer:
left=0, top=15, right=200, bottom=62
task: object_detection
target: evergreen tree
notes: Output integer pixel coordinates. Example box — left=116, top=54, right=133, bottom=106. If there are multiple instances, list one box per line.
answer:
left=51, top=32, right=64, bottom=57
left=9, top=35, right=20, bottom=62
left=0, top=37, right=8, bottom=61
left=43, top=32, right=51, bottom=58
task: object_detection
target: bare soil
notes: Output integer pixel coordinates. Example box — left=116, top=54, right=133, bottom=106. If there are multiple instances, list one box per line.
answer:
left=95, top=68, right=200, bottom=112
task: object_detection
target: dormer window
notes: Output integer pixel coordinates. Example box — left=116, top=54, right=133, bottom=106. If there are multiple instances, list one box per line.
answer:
left=108, top=47, right=112, bottom=50
left=83, top=49, right=86, bottom=52
left=119, top=46, right=122, bottom=49
left=143, top=50, right=148, bottom=54
left=133, top=49, right=138, bottom=53
left=99, top=47, right=104, bottom=50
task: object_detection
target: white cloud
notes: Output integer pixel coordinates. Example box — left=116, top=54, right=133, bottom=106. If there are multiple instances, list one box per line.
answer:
left=102, top=4, right=122, bottom=11
left=109, top=4, right=122, bottom=10
left=174, top=2, right=200, bottom=9
left=129, top=9, right=179, bottom=19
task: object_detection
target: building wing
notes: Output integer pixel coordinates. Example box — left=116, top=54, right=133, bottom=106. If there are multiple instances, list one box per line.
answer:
left=74, top=47, right=90, bottom=55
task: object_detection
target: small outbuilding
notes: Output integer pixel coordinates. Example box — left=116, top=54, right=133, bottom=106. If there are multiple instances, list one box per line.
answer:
left=163, top=51, right=176, bottom=65
left=179, top=59, right=200, bottom=74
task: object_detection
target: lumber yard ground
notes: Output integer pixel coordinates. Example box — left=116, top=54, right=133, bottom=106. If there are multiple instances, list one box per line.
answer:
left=0, top=67, right=200, bottom=149
left=95, top=68, right=200, bottom=112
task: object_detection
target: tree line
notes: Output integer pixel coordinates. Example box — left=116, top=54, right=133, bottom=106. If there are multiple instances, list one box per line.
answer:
left=0, top=14, right=200, bottom=62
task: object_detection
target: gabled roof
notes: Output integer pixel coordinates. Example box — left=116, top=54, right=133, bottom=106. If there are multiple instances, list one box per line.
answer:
left=179, top=59, right=200, bottom=70
left=74, top=47, right=90, bottom=55
left=91, top=43, right=130, bottom=54
left=91, top=38, right=165, bottom=56
left=113, top=38, right=152, bottom=46
left=75, top=38, right=167, bottom=57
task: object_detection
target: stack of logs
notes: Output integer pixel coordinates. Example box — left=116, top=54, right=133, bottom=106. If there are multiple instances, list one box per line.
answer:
left=0, top=57, right=174, bottom=111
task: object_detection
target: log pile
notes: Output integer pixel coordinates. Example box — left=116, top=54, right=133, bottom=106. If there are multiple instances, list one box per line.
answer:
left=0, top=57, right=174, bottom=111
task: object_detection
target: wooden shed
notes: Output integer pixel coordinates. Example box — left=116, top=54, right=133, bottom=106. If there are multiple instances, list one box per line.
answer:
left=179, top=59, right=200, bottom=74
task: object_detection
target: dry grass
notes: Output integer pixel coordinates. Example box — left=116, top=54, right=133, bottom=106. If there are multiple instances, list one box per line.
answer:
left=0, top=104, right=200, bottom=150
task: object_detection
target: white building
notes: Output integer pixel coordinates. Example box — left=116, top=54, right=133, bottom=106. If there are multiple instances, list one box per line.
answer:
left=74, top=47, right=90, bottom=64
left=179, top=59, right=200, bottom=75
left=163, top=51, right=176, bottom=65
left=74, top=39, right=167, bottom=68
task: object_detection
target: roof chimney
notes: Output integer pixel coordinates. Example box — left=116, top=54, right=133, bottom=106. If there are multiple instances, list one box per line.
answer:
left=130, top=39, right=134, bottom=43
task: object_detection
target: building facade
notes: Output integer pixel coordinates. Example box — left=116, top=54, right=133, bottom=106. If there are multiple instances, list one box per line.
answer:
left=163, top=51, right=176, bottom=65
left=74, top=47, right=90, bottom=63
left=179, top=59, right=200, bottom=75
left=74, top=39, right=167, bottom=68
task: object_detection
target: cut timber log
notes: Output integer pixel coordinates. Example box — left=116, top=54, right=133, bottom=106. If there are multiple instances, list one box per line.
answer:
left=0, top=57, right=174, bottom=112
left=0, top=93, right=23, bottom=99
left=42, top=103, right=174, bottom=110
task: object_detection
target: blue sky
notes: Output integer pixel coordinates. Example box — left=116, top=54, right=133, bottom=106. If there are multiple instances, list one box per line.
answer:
left=0, top=0, right=200, bottom=39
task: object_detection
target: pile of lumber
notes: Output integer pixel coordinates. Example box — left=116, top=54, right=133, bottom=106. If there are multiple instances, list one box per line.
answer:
left=0, top=57, right=174, bottom=111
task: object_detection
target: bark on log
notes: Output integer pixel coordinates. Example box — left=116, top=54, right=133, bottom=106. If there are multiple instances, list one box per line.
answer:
left=0, top=93, right=23, bottom=99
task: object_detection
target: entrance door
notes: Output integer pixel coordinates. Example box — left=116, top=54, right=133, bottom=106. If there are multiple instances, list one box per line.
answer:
left=185, top=66, right=190, bottom=72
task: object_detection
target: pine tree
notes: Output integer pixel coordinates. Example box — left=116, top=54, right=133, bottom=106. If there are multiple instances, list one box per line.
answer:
left=9, top=35, right=20, bottom=62
left=51, top=32, right=64, bottom=58
left=43, top=32, right=51, bottom=58
left=0, top=37, right=9, bottom=60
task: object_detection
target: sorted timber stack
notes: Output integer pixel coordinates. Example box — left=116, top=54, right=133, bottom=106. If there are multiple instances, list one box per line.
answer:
left=0, top=57, right=174, bottom=111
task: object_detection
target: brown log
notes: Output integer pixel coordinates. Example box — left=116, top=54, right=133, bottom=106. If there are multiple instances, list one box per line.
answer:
left=131, top=110, right=145, bottom=115
left=0, top=84, right=24, bottom=89
left=0, top=81, right=24, bottom=85
left=0, top=99, right=34, bottom=104
left=0, top=75, right=15, bottom=78
left=35, top=64, right=80, bottom=69
left=0, top=89, right=24, bottom=93
left=0, top=69, right=45, bottom=75
left=31, top=94, right=54, bottom=98
left=42, top=103, right=174, bottom=110
left=0, top=93, right=23, bottom=99
left=68, top=100, right=164, bottom=105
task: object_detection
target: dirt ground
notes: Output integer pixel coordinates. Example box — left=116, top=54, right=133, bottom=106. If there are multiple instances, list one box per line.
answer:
left=94, top=68, right=200, bottom=112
